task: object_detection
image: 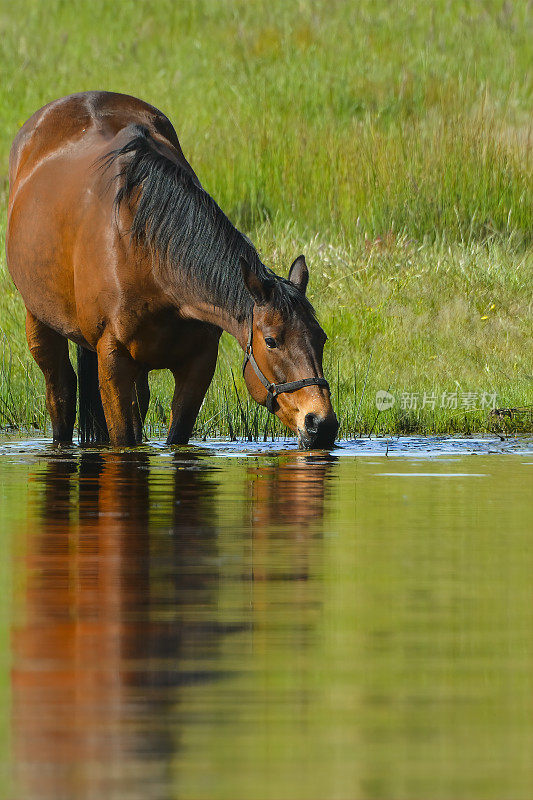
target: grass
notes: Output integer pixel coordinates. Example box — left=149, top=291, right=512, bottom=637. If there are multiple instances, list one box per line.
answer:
left=0, top=0, right=532, bottom=439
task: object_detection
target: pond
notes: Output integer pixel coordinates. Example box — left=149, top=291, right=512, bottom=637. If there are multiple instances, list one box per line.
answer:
left=0, top=435, right=532, bottom=800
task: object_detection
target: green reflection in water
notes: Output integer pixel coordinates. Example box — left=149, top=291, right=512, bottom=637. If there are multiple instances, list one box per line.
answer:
left=0, top=442, right=532, bottom=800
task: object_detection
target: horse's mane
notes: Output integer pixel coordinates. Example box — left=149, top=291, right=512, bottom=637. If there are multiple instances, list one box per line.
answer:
left=101, top=125, right=315, bottom=323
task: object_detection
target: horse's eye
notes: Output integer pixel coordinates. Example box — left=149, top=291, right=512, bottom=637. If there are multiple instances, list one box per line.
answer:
left=264, top=336, right=277, bottom=349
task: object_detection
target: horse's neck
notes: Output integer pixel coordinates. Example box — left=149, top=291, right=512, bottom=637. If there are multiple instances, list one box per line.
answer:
left=177, top=297, right=247, bottom=349
left=156, top=258, right=248, bottom=348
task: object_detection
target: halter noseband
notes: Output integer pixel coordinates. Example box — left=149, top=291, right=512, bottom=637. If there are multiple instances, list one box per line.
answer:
left=241, top=313, right=330, bottom=414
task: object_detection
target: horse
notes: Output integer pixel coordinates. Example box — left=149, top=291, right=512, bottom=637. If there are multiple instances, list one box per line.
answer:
left=6, top=91, right=338, bottom=449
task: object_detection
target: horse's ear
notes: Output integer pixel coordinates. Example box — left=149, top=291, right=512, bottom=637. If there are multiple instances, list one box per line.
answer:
left=288, top=254, right=309, bottom=294
left=240, top=256, right=272, bottom=305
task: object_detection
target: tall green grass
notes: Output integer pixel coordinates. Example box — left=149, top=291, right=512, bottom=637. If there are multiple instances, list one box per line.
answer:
left=0, top=0, right=531, bottom=438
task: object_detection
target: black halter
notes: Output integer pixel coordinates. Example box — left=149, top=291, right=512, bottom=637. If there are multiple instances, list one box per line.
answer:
left=241, top=314, right=330, bottom=413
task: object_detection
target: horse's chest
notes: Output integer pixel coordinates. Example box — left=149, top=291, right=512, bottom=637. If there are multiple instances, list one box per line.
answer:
left=123, top=311, right=219, bottom=369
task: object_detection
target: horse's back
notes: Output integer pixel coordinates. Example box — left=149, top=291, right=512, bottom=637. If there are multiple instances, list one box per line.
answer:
left=9, top=91, right=183, bottom=188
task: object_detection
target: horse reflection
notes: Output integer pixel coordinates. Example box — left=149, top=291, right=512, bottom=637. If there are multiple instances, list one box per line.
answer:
left=12, top=451, right=222, bottom=799
left=246, top=453, right=335, bottom=583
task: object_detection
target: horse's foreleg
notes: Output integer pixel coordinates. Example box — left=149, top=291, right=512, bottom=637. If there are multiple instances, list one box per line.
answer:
left=167, top=342, right=219, bottom=445
left=26, top=311, right=77, bottom=443
left=132, top=370, right=150, bottom=444
left=96, top=335, right=139, bottom=447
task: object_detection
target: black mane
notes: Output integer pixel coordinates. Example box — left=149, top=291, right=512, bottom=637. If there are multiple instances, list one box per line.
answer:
left=101, top=125, right=315, bottom=323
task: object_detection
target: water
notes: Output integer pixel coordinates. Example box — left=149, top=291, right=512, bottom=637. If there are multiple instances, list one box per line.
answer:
left=1, top=435, right=532, bottom=800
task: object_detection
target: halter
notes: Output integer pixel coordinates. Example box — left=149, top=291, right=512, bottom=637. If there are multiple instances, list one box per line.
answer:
left=241, top=313, right=330, bottom=413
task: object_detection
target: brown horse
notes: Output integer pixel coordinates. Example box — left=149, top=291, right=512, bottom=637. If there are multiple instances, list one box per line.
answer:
left=6, top=91, right=338, bottom=448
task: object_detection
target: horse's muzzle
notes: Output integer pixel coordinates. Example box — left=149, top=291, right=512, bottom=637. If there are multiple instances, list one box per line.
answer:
left=298, top=412, right=339, bottom=450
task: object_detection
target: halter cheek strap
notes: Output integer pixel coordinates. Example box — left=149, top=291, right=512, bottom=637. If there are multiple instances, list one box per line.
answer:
left=241, top=317, right=330, bottom=414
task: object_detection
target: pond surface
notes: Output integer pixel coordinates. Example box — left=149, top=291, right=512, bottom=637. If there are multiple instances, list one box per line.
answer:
left=0, top=436, right=532, bottom=800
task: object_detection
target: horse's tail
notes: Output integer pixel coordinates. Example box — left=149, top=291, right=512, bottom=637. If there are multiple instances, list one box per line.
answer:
left=76, top=345, right=109, bottom=445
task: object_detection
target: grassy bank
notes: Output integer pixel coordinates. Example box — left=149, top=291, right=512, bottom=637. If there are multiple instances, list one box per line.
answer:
left=2, top=230, right=531, bottom=439
left=0, top=0, right=531, bottom=438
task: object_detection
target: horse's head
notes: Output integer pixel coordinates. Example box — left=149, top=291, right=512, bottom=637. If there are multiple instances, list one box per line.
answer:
left=240, top=255, right=338, bottom=449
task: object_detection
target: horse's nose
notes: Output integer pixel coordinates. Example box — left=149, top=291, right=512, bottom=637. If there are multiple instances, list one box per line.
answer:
left=304, top=413, right=321, bottom=435
left=303, top=412, right=339, bottom=448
